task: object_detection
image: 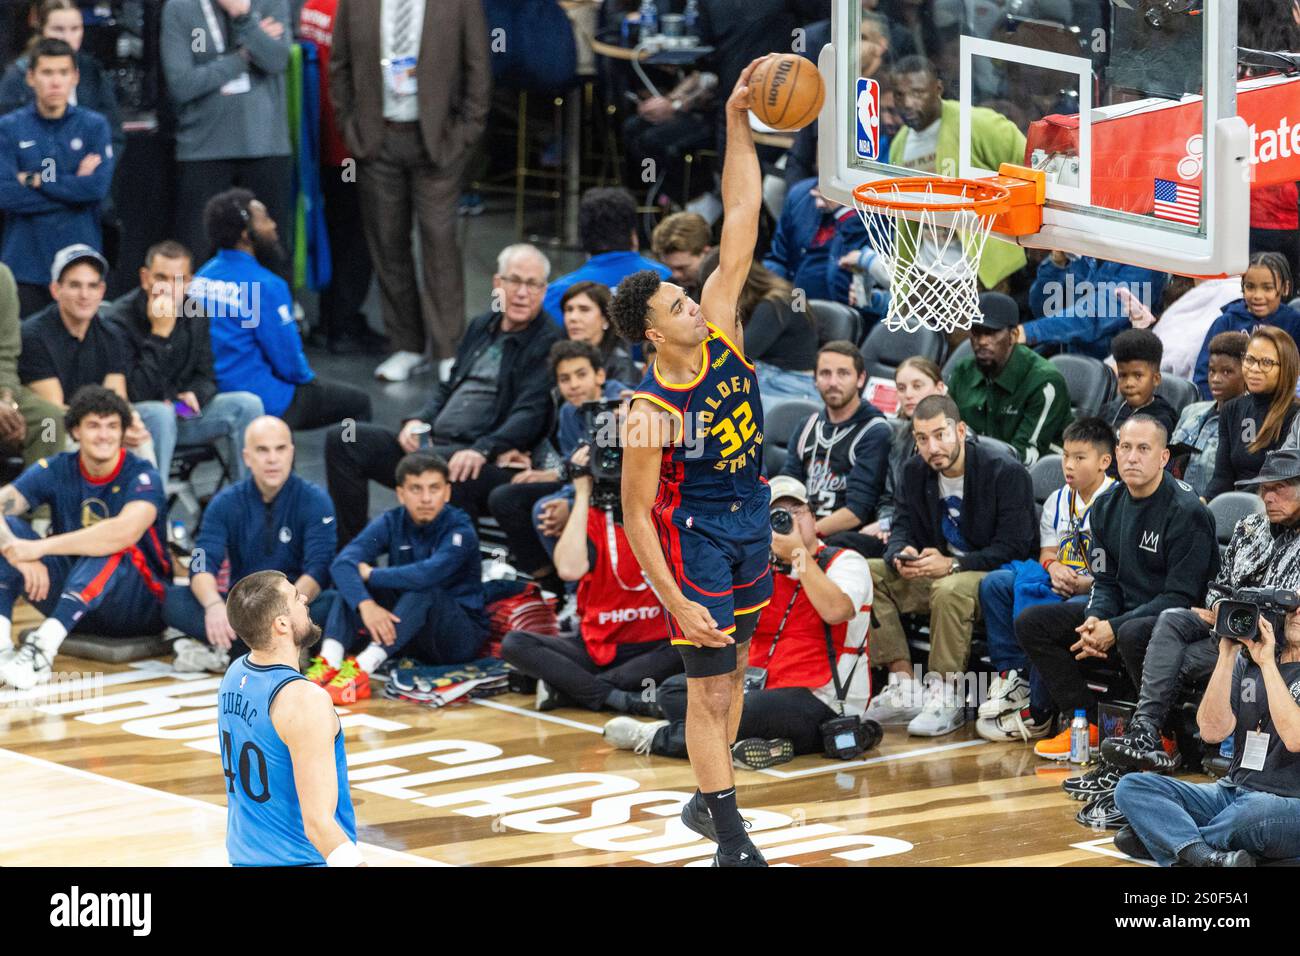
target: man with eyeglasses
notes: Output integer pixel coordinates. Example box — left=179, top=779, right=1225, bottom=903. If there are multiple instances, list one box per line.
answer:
left=325, top=243, right=561, bottom=546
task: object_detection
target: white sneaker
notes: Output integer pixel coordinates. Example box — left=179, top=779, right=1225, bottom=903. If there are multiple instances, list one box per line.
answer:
left=907, top=680, right=967, bottom=737
left=977, top=669, right=1030, bottom=719
left=173, top=637, right=230, bottom=674
left=864, top=672, right=925, bottom=725
left=0, top=639, right=53, bottom=690
left=976, top=707, right=1052, bottom=743
left=373, top=350, right=426, bottom=382
left=603, top=717, right=669, bottom=755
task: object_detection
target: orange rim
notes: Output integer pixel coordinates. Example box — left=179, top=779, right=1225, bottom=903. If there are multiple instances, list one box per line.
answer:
left=853, top=176, right=1011, bottom=216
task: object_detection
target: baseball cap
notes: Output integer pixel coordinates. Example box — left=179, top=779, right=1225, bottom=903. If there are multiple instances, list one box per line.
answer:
left=50, top=244, right=108, bottom=284
left=767, top=475, right=809, bottom=506
left=972, top=291, right=1020, bottom=331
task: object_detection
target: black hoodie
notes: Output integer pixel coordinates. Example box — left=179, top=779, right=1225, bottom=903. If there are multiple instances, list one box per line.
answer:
left=778, top=399, right=893, bottom=523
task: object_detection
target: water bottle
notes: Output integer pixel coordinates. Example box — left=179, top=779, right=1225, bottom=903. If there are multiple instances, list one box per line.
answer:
left=683, top=0, right=699, bottom=35
left=639, top=0, right=659, bottom=38
left=1069, top=709, right=1091, bottom=764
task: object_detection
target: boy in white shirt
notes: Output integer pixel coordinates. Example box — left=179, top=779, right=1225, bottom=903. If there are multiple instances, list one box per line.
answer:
left=976, top=417, right=1117, bottom=742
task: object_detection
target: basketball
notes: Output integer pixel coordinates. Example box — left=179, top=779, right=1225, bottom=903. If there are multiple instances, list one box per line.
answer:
left=748, top=54, right=825, bottom=131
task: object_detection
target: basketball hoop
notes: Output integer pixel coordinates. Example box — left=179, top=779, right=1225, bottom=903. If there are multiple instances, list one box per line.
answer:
left=851, top=167, right=1046, bottom=334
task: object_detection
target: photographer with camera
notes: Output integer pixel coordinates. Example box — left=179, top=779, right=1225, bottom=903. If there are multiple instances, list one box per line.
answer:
left=604, top=477, right=877, bottom=768
left=499, top=450, right=681, bottom=716
left=1101, top=448, right=1300, bottom=776
left=1114, top=595, right=1300, bottom=866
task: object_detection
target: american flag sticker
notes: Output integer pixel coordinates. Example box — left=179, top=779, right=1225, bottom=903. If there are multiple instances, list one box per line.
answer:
left=1153, top=178, right=1200, bottom=225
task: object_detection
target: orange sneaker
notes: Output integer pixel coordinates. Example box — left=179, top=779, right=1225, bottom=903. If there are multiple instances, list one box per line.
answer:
left=326, top=658, right=371, bottom=705
left=305, top=656, right=338, bottom=686
left=1034, top=723, right=1097, bottom=761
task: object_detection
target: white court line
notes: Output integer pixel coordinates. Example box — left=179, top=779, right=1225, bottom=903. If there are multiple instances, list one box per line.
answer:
left=756, top=738, right=990, bottom=779
left=0, top=747, right=450, bottom=867
left=471, top=697, right=606, bottom=733
left=1071, top=835, right=1158, bottom=867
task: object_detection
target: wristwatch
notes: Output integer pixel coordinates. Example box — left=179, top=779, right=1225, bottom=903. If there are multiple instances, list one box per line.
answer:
left=948, top=557, right=962, bottom=575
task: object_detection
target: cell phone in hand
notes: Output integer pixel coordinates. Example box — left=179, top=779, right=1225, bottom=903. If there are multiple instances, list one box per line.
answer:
left=173, top=400, right=200, bottom=420
left=896, top=553, right=922, bottom=563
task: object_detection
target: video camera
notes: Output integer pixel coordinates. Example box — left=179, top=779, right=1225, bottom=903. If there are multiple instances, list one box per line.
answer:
left=822, top=714, right=883, bottom=760
left=1213, top=587, right=1300, bottom=643
left=577, top=399, right=624, bottom=512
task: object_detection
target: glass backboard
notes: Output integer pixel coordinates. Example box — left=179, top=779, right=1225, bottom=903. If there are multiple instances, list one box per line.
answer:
left=816, top=0, right=1256, bottom=277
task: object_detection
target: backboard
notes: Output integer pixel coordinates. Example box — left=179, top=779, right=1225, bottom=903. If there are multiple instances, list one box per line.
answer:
left=816, top=0, right=1260, bottom=277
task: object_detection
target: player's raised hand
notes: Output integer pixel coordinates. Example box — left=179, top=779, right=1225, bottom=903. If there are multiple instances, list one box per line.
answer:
left=726, top=55, right=773, bottom=115
left=671, top=599, right=734, bottom=648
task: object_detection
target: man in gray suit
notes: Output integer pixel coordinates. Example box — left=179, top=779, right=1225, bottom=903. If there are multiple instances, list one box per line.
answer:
left=329, top=0, right=491, bottom=383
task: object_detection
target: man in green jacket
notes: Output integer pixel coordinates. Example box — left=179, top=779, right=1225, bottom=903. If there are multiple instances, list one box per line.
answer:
left=948, top=292, right=1072, bottom=466
left=0, top=262, right=66, bottom=465
left=888, top=55, right=1027, bottom=291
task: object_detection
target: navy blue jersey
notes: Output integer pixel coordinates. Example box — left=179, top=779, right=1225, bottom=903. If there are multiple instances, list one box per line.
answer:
left=193, top=474, right=337, bottom=586
left=632, top=322, right=765, bottom=507
left=13, top=450, right=169, bottom=596
left=220, top=655, right=356, bottom=866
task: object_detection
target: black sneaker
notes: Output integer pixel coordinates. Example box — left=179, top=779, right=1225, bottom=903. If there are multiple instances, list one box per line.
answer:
left=536, top=679, right=572, bottom=712
left=1101, top=722, right=1182, bottom=773
left=680, top=792, right=717, bottom=844
left=1076, top=792, right=1127, bottom=830
left=732, top=737, right=795, bottom=771
left=1114, top=824, right=1153, bottom=860
left=1062, top=760, right=1129, bottom=801
left=713, top=839, right=768, bottom=867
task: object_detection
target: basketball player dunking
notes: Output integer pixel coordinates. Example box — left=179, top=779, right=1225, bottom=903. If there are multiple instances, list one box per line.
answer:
left=218, top=570, right=364, bottom=867
left=612, top=56, right=775, bottom=868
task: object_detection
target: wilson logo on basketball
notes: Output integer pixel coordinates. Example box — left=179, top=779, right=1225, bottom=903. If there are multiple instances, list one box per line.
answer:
left=767, top=61, right=793, bottom=108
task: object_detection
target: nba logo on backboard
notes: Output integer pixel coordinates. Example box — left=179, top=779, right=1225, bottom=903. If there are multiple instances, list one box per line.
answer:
left=855, top=77, right=879, bottom=160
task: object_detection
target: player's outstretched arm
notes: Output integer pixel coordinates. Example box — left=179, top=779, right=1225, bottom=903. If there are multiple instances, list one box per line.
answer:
left=274, top=681, right=367, bottom=866
left=620, top=401, right=733, bottom=648
left=11, top=499, right=156, bottom=560
left=701, top=55, right=770, bottom=351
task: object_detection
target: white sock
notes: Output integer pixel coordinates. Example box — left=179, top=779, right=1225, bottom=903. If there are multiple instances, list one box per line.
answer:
left=320, top=638, right=345, bottom=668
left=0, top=616, right=11, bottom=647
left=34, top=618, right=68, bottom=658
left=355, top=643, right=387, bottom=674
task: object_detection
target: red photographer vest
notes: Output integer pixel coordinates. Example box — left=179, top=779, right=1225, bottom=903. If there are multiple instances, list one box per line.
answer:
left=747, top=546, right=855, bottom=690
left=577, top=508, right=667, bottom=665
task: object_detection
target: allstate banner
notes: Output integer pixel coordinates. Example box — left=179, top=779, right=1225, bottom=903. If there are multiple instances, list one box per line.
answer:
left=1025, top=74, right=1300, bottom=218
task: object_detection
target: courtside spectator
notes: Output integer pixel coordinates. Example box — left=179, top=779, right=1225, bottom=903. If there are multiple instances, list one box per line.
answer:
left=501, top=461, right=681, bottom=716
left=190, top=189, right=372, bottom=431
left=330, top=0, right=490, bottom=383
left=326, top=244, right=561, bottom=543
left=605, top=476, right=873, bottom=766
left=650, top=212, right=713, bottom=300
left=0, top=387, right=170, bottom=690
left=763, top=178, right=871, bottom=309
left=487, top=340, right=627, bottom=590
left=160, top=0, right=293, bottom=264
left=0, top=261, right=64, bottom=465
left=320, top=453, right=487, bottom=700
left=0, top=0, right=123, bottom=156
left=1102, top=449, right=1300, bottom=786
left=1171, top=331, right=1247, bottom=498
left=541, top=188, right=671, bottom=323
left=1155, top=277, right=1245, bottom=381
left=108, top=240, right=264, bottom=485
left=20, top=245, right=154, bottom=460
left=864, top=356, right=947, bottom=546
left=0, top=38, right=115, bottom=317
left=976, top=418, right=1116, bottom=743
left=699, top=249, right=819, bottom=410
left=866, top=394, right=1036, bottom=736
left=1206, top=326, right=1300, bottom=499
left=560, top=282, right=640, bottom=385
left=1192, top=253, right=1300, bottom=398
left=778, top=341, right=893, bottom=557
left=1101, top=329, right=1178, bottom=442
left=948, top=292, right=1071, bottom=465
left=163, top=416, right=336, bottom=673
left=1017, top=416, right=1216, bottom=765
left=1020, top=252, right=1168, bottom=360
left=1115, top=604, right=1300, bottom=866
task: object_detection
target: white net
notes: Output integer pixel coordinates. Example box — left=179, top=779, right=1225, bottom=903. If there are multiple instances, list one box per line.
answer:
left=853, top=181, right=1001, bottom=335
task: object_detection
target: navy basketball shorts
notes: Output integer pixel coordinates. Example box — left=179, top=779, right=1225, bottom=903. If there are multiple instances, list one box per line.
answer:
left=651, top=487, right=774, bottom=678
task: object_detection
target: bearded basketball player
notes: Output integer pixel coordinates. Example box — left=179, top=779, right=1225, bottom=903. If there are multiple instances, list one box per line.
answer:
left=611, top=55, right=775, bottom=868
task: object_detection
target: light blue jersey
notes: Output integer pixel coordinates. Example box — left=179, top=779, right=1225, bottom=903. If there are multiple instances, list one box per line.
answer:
left=219, top=655, right=356, bottom=866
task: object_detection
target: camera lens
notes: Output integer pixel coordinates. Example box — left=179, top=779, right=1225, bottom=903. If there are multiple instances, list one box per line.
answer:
left=1227, top=608, right=1256, bottom=637
left=770, top=509, right=793, bottom=535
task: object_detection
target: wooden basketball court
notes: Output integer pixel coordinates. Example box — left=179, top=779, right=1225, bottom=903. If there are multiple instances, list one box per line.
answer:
left=0, top=608, right=1154, bottom=867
